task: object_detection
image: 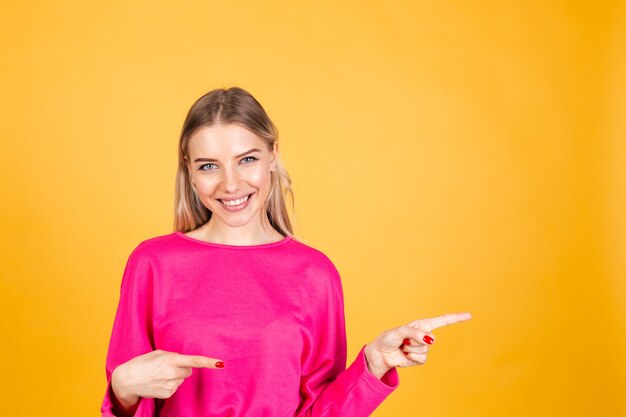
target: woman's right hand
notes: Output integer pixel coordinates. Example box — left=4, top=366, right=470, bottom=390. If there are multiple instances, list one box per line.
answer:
left=111, top=349, right=224, bottom=404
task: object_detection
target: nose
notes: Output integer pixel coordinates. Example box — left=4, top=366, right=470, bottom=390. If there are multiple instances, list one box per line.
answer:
left=220, top=164, right=242, bottom=193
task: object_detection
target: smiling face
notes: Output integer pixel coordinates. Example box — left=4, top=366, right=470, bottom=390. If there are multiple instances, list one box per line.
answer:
left=185, top=123, right=277, bottom=230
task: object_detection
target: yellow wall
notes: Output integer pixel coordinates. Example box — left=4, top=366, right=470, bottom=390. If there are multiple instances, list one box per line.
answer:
left=1, top=1, right=623, bottom=415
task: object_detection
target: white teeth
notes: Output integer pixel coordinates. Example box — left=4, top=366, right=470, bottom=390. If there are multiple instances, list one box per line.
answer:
left=220, top=194, right=250, bottom=206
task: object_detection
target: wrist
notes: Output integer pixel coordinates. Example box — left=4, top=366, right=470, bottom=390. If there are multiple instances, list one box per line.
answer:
left=364, top=343, right=391, bottom=379
left=112, top=365, right=139, bottom=406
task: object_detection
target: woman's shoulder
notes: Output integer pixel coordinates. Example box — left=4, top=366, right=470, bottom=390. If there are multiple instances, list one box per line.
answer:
left=288, top=238, right=343, bottom=284
left=126, top=231, right=180, bottom=258
left=288, top=237, right=337, bottom=264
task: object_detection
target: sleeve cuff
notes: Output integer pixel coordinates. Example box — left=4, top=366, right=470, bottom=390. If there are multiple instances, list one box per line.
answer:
left=354, top=344, right=399, bottom=394
left=101, top=373, right=155, bottom=417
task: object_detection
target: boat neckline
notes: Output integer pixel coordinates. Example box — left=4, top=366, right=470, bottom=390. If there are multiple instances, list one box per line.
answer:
left=174, top=231, right=293, bottom=249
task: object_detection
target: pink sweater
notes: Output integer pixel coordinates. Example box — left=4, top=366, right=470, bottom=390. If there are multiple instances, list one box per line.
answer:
left=101, top=232, right=399, bottom=416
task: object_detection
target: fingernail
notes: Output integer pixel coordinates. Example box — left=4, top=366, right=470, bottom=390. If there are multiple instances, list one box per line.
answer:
left=403, top=351, right=409, bottom=356
left=423, top=335, right=434, bottom=345
left=215, top=361, right=225, bottom=368
left=403, top=338, right=411, bottom=345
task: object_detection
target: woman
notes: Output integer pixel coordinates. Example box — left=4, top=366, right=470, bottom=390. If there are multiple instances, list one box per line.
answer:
left=101, top=86, right=472, bottom=417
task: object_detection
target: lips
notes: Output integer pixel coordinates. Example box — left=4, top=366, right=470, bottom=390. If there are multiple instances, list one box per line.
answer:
left=219, top=193, right=253, bottom=203
left=218, top=192, right=254, bottom=207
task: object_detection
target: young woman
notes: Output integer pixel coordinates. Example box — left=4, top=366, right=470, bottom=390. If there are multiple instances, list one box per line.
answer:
left=100, top=87, right=472, bottom=417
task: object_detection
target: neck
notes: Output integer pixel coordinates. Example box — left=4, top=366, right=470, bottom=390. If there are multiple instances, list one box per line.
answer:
left=199, top=215, right=283, bottom=246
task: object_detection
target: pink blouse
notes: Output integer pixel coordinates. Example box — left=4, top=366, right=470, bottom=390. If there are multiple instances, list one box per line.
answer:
left=101, top=232, right=399, bottom=416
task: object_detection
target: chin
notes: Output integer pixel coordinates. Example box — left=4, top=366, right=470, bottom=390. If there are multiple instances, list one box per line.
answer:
left=223, top=218, right=254, bottom=227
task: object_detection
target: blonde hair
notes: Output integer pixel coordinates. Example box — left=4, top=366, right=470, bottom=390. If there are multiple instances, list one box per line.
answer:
left=173, top=87, right=296, bottom=238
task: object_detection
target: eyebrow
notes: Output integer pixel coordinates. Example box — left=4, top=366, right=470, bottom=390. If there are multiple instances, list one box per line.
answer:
left=193, top=148, right=262, bottom=163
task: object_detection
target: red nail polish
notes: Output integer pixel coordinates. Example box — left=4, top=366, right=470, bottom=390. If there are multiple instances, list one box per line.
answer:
left=423, top=335, right=434, bottom=345
left=403, top=351, right=409, bottom=356
left=403, top=338, right=411, bottom=345
left=215, top=361, right=224, bottom=368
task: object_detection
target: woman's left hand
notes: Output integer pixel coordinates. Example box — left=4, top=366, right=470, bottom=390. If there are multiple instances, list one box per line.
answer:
left=363, top=312, right=472, bottom=379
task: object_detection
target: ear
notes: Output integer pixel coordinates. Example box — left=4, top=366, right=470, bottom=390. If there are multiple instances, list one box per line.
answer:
left=271, top=142, right=279, bottom=171
left=187, top=167, right=195, bottom=184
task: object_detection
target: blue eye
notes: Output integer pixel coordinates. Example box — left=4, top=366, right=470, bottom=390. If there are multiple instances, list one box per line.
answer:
left=199, top=163, right=217, bottom=171
left=198, top=156, right=258, bottom=171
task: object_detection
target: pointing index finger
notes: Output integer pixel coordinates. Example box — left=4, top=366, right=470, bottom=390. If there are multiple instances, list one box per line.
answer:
left=172, top=354, right=222, bottom=369
left=408, top=312, right=472, bottom=332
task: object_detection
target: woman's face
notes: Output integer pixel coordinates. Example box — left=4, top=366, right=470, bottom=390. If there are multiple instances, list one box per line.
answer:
left=186, top=123, right=277, bottom=229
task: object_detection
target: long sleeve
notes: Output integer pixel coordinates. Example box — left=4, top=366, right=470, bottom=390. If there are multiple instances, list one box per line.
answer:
left=296, top=257, right=399, bottom=417
left=101, top=244, right=158, bottom=417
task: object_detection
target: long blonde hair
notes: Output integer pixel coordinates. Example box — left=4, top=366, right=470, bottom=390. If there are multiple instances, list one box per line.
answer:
left=173, top=87, right=296, bottom=238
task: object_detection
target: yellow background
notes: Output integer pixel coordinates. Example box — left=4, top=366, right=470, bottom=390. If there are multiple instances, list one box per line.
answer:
left=1, top=1, right=624, bottom=415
